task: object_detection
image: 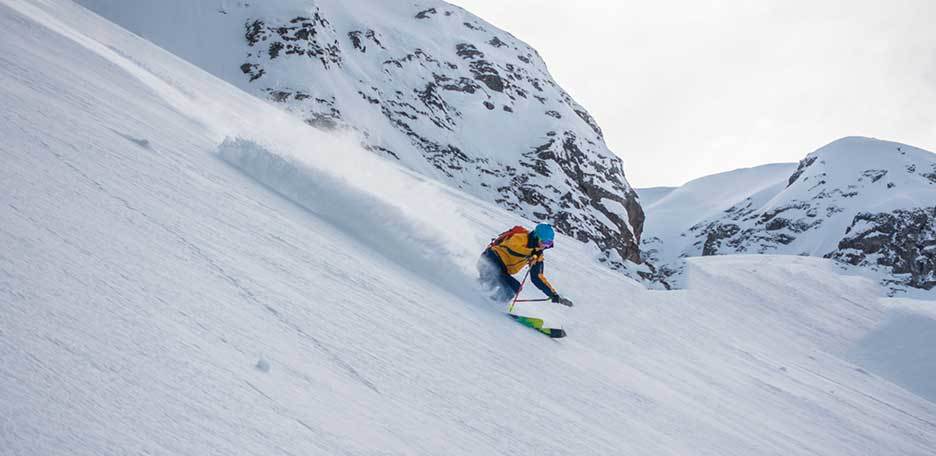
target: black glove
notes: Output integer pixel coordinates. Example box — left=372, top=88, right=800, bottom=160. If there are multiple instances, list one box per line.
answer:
left=551, top=295, right=574, bottom=307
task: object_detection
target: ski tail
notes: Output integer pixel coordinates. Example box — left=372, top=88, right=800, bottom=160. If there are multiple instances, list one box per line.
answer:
left=509, top=314, right=566, bottom=338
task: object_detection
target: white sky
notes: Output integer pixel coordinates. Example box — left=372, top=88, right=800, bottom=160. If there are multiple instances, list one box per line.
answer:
left=451, top=0, right=936, bottom=187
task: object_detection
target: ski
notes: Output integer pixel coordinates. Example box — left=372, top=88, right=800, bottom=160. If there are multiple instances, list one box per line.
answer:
left=508, top=313, right=566, bottom=338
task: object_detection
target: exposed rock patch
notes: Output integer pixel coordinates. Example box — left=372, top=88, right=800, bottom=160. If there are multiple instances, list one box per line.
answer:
left=828, top=208, right=936, bottom=292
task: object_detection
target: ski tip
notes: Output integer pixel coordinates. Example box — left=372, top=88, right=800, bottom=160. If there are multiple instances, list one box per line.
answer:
left=547, top=328, right=567, bottom=338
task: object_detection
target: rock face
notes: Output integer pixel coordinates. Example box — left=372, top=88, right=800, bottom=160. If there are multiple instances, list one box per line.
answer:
left=829, top=208, right=936, bottom=291
left=640, top=137, right=936, bottom=296
left=76, top=0, right=648, bottom=278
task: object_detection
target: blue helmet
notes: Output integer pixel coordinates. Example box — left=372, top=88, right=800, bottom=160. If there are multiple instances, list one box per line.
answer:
left=532, top=224, right=555, bottom=245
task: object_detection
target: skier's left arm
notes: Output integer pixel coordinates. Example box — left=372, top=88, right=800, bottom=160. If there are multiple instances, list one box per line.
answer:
left=531, top=257, right=574, bottom=307
left=530, top=258, right=558, bottom=299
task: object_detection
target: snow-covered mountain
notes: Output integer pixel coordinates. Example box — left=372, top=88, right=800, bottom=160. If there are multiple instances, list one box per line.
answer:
left=4, top=1, right=936, bottom=454
left=75, top=0, right=648, bottom=278
left=641, top=137, right=936, bottom=296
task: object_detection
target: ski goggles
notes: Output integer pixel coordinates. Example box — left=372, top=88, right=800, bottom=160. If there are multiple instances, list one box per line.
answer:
left=540, top=240, right=554, bottom=249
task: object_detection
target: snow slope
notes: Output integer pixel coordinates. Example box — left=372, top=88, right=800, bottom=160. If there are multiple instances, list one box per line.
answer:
left=3, top=1, right=936, bottom=455
left=75, top=0, right=649, bottom=276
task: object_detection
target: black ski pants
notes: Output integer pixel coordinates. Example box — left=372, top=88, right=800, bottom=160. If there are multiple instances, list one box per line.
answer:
left=477, top=248, right=522, bottom=303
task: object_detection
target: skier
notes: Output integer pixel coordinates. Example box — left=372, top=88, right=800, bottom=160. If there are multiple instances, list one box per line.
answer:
left=478, top=223, right=574, bottom=307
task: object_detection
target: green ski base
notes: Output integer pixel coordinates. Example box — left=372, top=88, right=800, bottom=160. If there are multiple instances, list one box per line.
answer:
left=508, top=314, right=567, bottom=338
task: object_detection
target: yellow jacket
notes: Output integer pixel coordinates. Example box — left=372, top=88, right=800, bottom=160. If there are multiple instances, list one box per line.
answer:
left=490, top=232, right=558, bottom=297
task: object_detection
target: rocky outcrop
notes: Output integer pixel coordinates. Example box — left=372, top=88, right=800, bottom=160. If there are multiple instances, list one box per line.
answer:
left=687, top=198, right=812, bottom=256
left=828, top=208, right=936, bottom=292
left=232, top=1, right=647, bottom=278
left=701, top=223, right=740, bottom=256
left=243, top=13, right=342, bottom=71
left=787, top=155, right=816, bottom=186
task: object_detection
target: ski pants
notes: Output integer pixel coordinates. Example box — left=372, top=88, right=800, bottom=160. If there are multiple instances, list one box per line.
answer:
left=477, top=248, right=522, bottom=303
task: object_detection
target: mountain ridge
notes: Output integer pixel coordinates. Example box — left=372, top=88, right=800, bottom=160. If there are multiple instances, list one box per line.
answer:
left=640, top=136, right=936, bottom=296
left=76, top=0, right=651, bottom=281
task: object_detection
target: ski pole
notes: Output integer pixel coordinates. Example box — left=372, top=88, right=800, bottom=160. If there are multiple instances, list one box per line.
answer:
left=507, top=268, right=531, bottom=314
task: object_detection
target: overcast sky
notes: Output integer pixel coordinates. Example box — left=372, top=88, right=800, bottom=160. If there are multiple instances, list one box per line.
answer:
left=452, top=0, right=936, bottom=188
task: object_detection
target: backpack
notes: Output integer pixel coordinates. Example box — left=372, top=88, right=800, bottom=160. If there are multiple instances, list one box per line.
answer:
left=490, top=225, right=528, bottom=247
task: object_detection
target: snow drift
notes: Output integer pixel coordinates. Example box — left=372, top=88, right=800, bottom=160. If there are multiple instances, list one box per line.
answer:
left=217, top=136, right=481, bottom=298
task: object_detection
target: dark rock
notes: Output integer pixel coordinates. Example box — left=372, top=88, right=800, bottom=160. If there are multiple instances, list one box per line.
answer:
left=348, top=31, right=365, bottom=52
left=758, top=202, right=810, bottom=225
left=240, top=63, right=264, bottom=81
left=305, top=115, right=339, bottom=130
left=269, top=41, right=284, bottom=59
left=362, top=144, right=399, bottom=160
left=455, top=43, right=484, bottom=60
left=828, top=207, right=936, bottom=290
left=243, top=12, right=342, bottom=70
left=764, top=218, right=789, bottom=231
left=702, top=224, right=740, bottom=256
left=245, top=20, right=264, bottom=46
left=268, top=90, right=290, bottom=102
left=365, top=30, right=384, bottom=49
left=573, top=109, right=603, bottom=139
left=924, top=165, right=936, bottom=184
left=861, top=169, right=887, bottom=183
left=383, top=59, right=403, bottom=69
left=415, top=8, right=436, bottom=19
left=774, top=233, right=795, bottom=245
left=788, top=155, right=817, bottom=186
left=468, top=60, right=505, bottom=92
left=433, top=73, right=481, bottom=94
left=264, top=89, right=343, bottom=131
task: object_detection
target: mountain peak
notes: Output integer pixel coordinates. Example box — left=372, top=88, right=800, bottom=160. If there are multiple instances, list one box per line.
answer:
left=643, top=137, right=936, bottom=295
left=78, top=0, right=649, bottom=279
